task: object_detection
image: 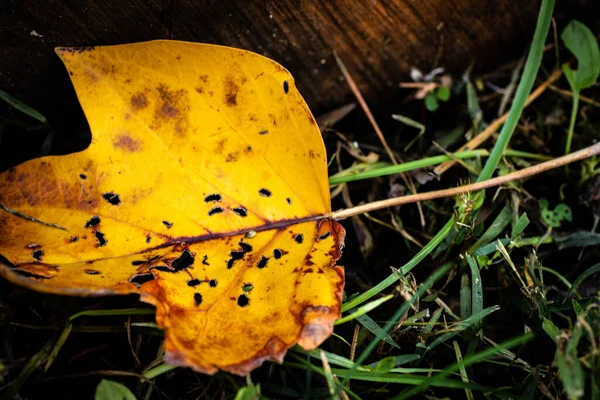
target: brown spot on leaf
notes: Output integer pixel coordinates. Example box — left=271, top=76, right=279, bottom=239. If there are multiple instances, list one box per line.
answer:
left=113, top=134, right=142, bottom=152
left=226, top=152, right=239, bottom=162
left=160, top=102, right=178, bottom=118
left=215, top=139, right=227, bottom=155
left=268, top=113, right=277, bottom=127
left=130, top=92, right=148, bottom=110
left=224, top=76, right=239, bottom=107
left=153, top=84, right=190, bottom=137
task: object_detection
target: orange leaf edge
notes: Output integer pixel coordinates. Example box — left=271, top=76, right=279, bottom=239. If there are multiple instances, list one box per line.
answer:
left=141, top=219, right=346, bottom=376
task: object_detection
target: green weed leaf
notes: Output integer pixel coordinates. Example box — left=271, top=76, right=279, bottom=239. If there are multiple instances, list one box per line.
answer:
left=95, top=380, right=136, bottom=400
left=374, top=356, right=398, bottom=373
left=542, top=318, right=559, bottom=341
left=425, top=92, right=439, bottom=111
left=436, top=86, right=451, bottom=101
left=561, top=20, right=600, bottom=91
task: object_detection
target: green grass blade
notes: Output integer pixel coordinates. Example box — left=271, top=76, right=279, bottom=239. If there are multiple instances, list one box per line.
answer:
left=0, top=89, right=47, bottom=124
left=337, top=263, right=454, bottom=393
left=424, top=306, right=499, bottom=354
left=466, top=256, right=484, bottom=333
left=329, top=150, right=548, bottom=185
left=394, top=332, right=534, bottom=399
left=69, top=308, right=155, bottom=321
left=286, top=360, right=478, bottom=390
left=460, top=273, right=472, bottom=320
left=0, top=341, right=53, bottom=400
left=565, top=262, right=600, bottom=301
left=476, top=0, right=555, bottom=182
left=355, top=314, right=401, bottom=349
left=143, top=363, right=177, bottom=379
left=468, top=205, right=512, bottom=254
left=453, top=341, right=474, bottom=400
left=43, top=323, right=73, bottom=372
left=512, top=212, right=530, bottom=238
left=336, top=294, right=393, bottom=325
left=341, top=218, right=454, bottom=312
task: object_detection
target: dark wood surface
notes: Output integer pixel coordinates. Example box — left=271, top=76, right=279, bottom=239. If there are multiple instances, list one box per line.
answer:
left=1, top=0, right=544, bottom=115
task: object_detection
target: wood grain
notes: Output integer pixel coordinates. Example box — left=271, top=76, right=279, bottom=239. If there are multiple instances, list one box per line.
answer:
left=1, top=0, right=542, bottom=116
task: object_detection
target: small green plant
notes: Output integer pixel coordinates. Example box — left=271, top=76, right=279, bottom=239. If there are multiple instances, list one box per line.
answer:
left=95, top=380, right=136, bottom=400
left=539, top=199, right=573, bottom=227
left=425, top=85, right=451, bottom=112
left=561, top=20, right=600, bottom=154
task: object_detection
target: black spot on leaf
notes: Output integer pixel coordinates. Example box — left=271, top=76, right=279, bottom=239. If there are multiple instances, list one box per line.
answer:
left=318, top=232, right=331, bottom=240
left=227, top=251, right=244, bottom=269
left=257, top=256, right=269, bottom=269
left=259, top=188, right=272, bottom=197
left=273, top=249, right=283, bottom=259
left=71, top=236, right=79, bottom=242
left=171, top=250, right=195, bottom=271
left=32, top=249, right=44, bottom=261
left=204, top=193, right=221, bottom=202
left=283, top=80, right=289, bottom=94
left=202, top=255, right=210, bottom=265
left=102, top=192, right=121, bottom=205
left=95, top=231, right=107, bottom=247
left=194, top=293, right=203, bottom=306
left=162, top=220, right=173, bottom=228
left=130, top=273, right=154, bottom=285
left=209, top=279, right=218, bottom=287
left=233, top=207, right=247, bottom=217
left=295, top=234, right=304, bottom=244
left=208, top=207, right=224, bottom=216
left=237, top=294, right=249, bottom=307
left=187, top=279, right=201, bottom=287
left=286, top=197, right=292, bottom=205
left=85, top=216, right=101, bottom=228
left=227, top=242, right=252, bottom=269
left=239, top=242, right=252, bottom=253
left=79, top=173, right=87, bottom=180
left=146, top=235, right=152, bottom=243
left=258, top=130, right=268, bottom=135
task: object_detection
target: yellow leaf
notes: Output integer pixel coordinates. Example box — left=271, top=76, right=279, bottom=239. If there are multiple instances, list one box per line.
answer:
left=0, top=41, right=345, bottom=375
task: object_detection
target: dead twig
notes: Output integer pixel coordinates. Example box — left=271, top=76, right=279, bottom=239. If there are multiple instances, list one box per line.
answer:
left=548, top=85, right=600, bottom=108
left=332, top=142, right=600, bottom=220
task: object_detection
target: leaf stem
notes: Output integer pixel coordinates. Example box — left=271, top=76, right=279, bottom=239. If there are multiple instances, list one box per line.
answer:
left=565, top=90, right=580, bottom=154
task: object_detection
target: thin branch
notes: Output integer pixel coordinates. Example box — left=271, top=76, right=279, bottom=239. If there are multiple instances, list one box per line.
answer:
left=333, top=51, right=398, bottom=164
left=333, top=51, right=426, bottom=226
left=548, top=85, right=600, bottom=108
left=331, top=142, right=600, bottom=220
left=434, top=68, right=563, bottom=176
